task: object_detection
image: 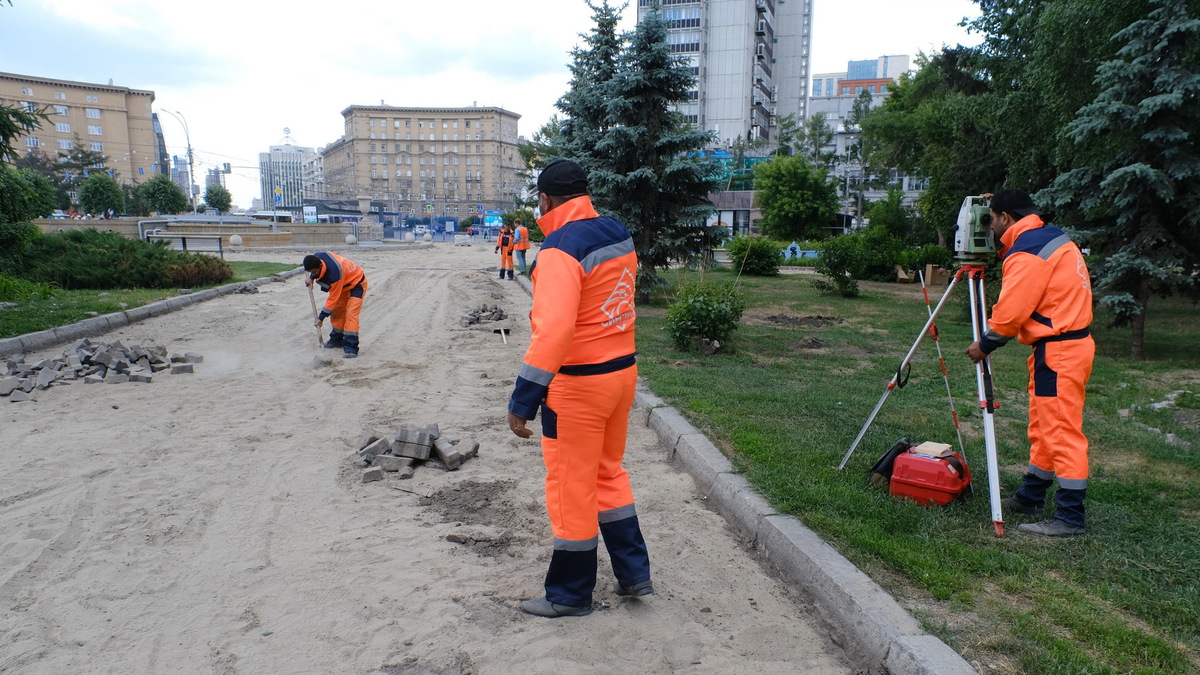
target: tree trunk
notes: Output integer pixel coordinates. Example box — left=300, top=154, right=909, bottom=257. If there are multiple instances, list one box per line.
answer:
left=1130, top=277, right=1151, bottom=360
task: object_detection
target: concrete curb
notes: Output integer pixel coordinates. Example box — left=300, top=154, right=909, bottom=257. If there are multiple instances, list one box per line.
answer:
left=634, top=389, right=976, bottom=674
left=0, top=268, right=306, bottom=359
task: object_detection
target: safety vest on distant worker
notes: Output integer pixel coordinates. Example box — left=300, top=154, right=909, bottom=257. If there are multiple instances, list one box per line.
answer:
left=508, top=195, right=637, bottom=421
left=513, top=225, right=531, bottom=251
left=309, top=251, right=366, bottom=320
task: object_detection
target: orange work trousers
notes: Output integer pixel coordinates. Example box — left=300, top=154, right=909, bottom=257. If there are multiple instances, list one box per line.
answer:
left=329, top=278, right=367, bottom=344
left=499, top=248, right=514, bottom=273
left=540, top=366, right=638, bottom=542
left=1026, top=335, right=1094, bottom=485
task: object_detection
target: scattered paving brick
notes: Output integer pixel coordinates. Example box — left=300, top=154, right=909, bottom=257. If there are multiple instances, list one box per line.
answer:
left=1, top=338, right=201, bottom=402
left=459, top=304, right=507, bottom=328
left=356, top=422, right=480, bottom=482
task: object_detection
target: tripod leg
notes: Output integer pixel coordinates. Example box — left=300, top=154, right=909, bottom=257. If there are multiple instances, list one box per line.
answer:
left=967, top=271, right=1005, bottom=536
left=837, top=274, right=963, bottom=470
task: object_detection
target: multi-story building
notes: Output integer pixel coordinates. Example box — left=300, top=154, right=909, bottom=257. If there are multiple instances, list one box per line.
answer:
left=636, top=0, right=814, bottom=147
left=318, top=105, right=523, bottom=224
left=259, top=143, right=316, bottom=211
left=0, top=71, right=163, bottom=189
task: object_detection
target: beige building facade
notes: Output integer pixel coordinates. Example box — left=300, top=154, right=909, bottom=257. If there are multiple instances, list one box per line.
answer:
left=318, top=105, right=523, bottom=222
left=0, top=71, right=162, bottom=190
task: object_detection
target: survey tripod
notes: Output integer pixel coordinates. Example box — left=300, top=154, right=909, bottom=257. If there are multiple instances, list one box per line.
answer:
left=837, top=264, right=1007, bottom=537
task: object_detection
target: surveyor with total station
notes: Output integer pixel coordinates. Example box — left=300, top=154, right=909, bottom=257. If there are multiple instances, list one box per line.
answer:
left=303, top=252, right=368, bottom=358
left=506, top=159, right=651, bottom=617
left=965, top=189, right=1094, bottom=537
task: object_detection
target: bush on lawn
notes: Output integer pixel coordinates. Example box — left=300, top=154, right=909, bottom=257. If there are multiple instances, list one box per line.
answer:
left=20, top=229, right=232, bottom=290
left=666, top=280, right=746, bottom=352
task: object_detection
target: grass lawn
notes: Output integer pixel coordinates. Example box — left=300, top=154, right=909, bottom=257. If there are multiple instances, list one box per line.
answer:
left=637, top=266, right=1200, bottom=674
left=0, top=260, right=296, bottom=339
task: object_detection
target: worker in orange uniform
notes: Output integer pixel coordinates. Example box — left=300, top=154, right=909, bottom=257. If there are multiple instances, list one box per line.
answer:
left=303, top=252, right=368, bottom=359
left=495, top=223, right=515, bottom=280
left=966, top=189, right=1094, bottom=537
left=512, top=218, right=531, bottom=275
left=507, top=159, right=650, bottom=617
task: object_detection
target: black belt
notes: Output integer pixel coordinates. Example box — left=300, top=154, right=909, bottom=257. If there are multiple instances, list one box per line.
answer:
left=1033, top=326, right=1090, bottom=347
left=558, top=353, right=636, bottom=376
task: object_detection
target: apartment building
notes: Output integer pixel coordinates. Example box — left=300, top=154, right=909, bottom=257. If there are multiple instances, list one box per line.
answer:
left=636, top=0, right=814, bottom=147
left=317, top=105, right=522, bottom=223
left=0, top=71, right=163, bottom=187
left=808, top=54, right=910, bottom=148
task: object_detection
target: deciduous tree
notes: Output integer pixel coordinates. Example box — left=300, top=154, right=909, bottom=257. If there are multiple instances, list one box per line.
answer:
left=140, top=174, right=188, bottom=215
left=752, top=155, right=839, bottom=240
left=78, top=173, right=124, bottom=215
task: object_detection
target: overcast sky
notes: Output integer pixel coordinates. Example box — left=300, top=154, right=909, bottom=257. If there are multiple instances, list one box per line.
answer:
left=2, top=0, right=982, bottom=208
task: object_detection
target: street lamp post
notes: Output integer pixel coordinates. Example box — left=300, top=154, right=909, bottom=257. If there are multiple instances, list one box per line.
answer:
left=162, top=109, right=197, bottom=214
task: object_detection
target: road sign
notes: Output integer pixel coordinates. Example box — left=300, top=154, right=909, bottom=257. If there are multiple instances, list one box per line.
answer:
left=274, top=195, right=282, bottom=203
left=424, top=204, right=433, bottom=214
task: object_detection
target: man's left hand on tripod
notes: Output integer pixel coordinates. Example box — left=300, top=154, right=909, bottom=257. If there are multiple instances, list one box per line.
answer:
left=966, top=342, right=987, bottom=363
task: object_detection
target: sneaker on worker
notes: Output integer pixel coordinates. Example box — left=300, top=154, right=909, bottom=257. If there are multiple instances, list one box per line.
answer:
left=520, top=597, right=592, bottom=618
left=615, top=580, right=654, bottom=597
left=1018, top=518, right=1085, bottom=537
left=1001, top=496, right=1044, bottom=515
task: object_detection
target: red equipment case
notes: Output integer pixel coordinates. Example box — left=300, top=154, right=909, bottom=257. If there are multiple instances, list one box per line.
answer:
left=889, top=449, right=972, bottom=506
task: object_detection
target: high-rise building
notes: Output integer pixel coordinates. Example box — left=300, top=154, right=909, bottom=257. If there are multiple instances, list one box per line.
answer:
left=259, top=143, right=316, bottom=211
left=636, top=0, right=813, bottom=147
left=319, top=105, right=522, bottom=223
left=0, top=71, right=163, bottom=188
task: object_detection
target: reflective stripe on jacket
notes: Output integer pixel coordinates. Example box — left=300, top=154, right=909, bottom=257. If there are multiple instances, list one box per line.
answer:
left=309, top=251, right=366, bottom=320
left=979, top=215, right=1093, bottom=353
left=508, top=196, right=637, bottom=420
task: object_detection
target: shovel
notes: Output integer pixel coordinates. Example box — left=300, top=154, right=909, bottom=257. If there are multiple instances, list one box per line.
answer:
left=307, top=284, right=324, bottom=348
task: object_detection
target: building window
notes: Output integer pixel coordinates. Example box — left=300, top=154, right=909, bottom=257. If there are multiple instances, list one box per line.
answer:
left=86, top=108, right=101, bottom=119
left=58, top=139, right=73, bottom=150
left=25, top=137, right=39, bottom=148
left=54, top=105, right=68, bottom=115
left=841, top=87, right=850, bottom=95
left=55, top=91, right=66, bottom=100
left=87, top=95, right=98, bottom=103
left=88, top=125, right=102, bottom=135
left=21, top=101, right=36, bottom=112
left=868, top=86, right=875, bottom=93
left=90, top=142, right=103, bottom=152
left=56, top=122, right=71, bottom=133
left=21, top=87, right=33, bottom=96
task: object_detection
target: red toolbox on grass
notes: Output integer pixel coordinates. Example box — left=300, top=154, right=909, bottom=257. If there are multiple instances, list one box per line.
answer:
left=889, top=442, right=972, bottom=507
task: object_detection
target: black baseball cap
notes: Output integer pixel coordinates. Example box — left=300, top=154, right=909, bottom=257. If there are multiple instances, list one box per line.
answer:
left=537, top=159, right=589, bottom=196
left=989, top=189, right=1043, bottom=218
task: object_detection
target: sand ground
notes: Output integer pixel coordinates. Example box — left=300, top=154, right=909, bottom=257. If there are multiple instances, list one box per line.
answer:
left=0, top=242, right=854, bottom=674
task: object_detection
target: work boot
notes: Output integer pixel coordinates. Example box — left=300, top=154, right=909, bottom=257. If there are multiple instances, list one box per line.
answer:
left=1001, top=496, right=1044, bottom=515
left=507, top=270, right=515, bottom=280
left=324, top=332, right=346, bottom=349
left=519, top=597, right=592, bottom=618
left=498, top=269, right=505, bottom=279
left=343, top=351, right=358, bottom=359
left=615, top=580, right=654, bottom=597
left=1018, top=518, right=1086, bottom=537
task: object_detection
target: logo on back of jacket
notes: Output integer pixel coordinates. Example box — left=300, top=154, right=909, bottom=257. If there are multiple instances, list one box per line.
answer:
left=601, top=268, right=636, bottom=331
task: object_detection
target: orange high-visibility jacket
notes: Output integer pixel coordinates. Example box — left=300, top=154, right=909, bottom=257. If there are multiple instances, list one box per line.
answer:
left=508, top=196, right=637, bottom=420
left=513, top=225, right=531, bottom=251
left=496, top=230, right=514, bottom=252
left=309, top=251, right=366, bottom=321
left=979, top=215, right=1092, bottom=353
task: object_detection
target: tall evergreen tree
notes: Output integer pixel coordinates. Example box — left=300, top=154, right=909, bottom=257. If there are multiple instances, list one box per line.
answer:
left=1038, top=0, right=1200, bottom=359
left=589, top=2, right=724, bottom=298
left=554, top=0, right=624, bottom=172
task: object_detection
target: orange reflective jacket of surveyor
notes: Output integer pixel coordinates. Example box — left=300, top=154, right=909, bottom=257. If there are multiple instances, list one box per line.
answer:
left=508, top=196, right=637, bottom=421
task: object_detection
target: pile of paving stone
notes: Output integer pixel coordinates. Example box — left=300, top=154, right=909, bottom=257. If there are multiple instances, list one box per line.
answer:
left=1, top=338, right=200, bottom=403
left=357, top=423, right=480, bottom=483
left=459, top=304, right=507, bottom=328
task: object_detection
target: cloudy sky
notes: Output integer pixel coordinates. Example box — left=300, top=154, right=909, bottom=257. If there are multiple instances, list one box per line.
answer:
left=2, top=0, right=982, bottom=208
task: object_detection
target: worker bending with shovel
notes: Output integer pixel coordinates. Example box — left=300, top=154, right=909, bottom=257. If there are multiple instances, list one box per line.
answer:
left=303, top=252, right=367, bottom=358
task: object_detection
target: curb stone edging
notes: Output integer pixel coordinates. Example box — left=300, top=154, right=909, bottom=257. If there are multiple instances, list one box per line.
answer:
left=633, top=389, right=977, bottom=675
left=0, top=267, right=306, bottom=359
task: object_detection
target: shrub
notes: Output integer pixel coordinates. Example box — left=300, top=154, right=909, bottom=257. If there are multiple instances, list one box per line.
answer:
left=0, top=274, right=55, bottom=302
left=899, top=244, right=954, bottom=275
left=20, top=229, right=231, bottom=289
left=856, top=227, right=906, bottom=281
left=0, top=221, right=41, bottom=275
left=727, top=235, right=783, bottom=276
left=812, top=235, right=863, bottom=297
left=665, top=280, right=746, bottom=352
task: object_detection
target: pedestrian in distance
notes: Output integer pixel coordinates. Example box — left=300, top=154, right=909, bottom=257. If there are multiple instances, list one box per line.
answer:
left=965, top=189, right=1095, bottom=537
left=507, top=159, right=651, bottom=618
left=303, top=252, right=368, bottom=359
left=512, top=218, right=531, bottom=275
left=495, top=223, right=515, bottom=280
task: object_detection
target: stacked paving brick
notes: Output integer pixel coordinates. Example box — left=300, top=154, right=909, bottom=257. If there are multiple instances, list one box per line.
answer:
left=459, top=304, right=507, bottom=328
left=1, top=338, right=200, bottom=403
left=357, top=423, right=481, bottom=483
